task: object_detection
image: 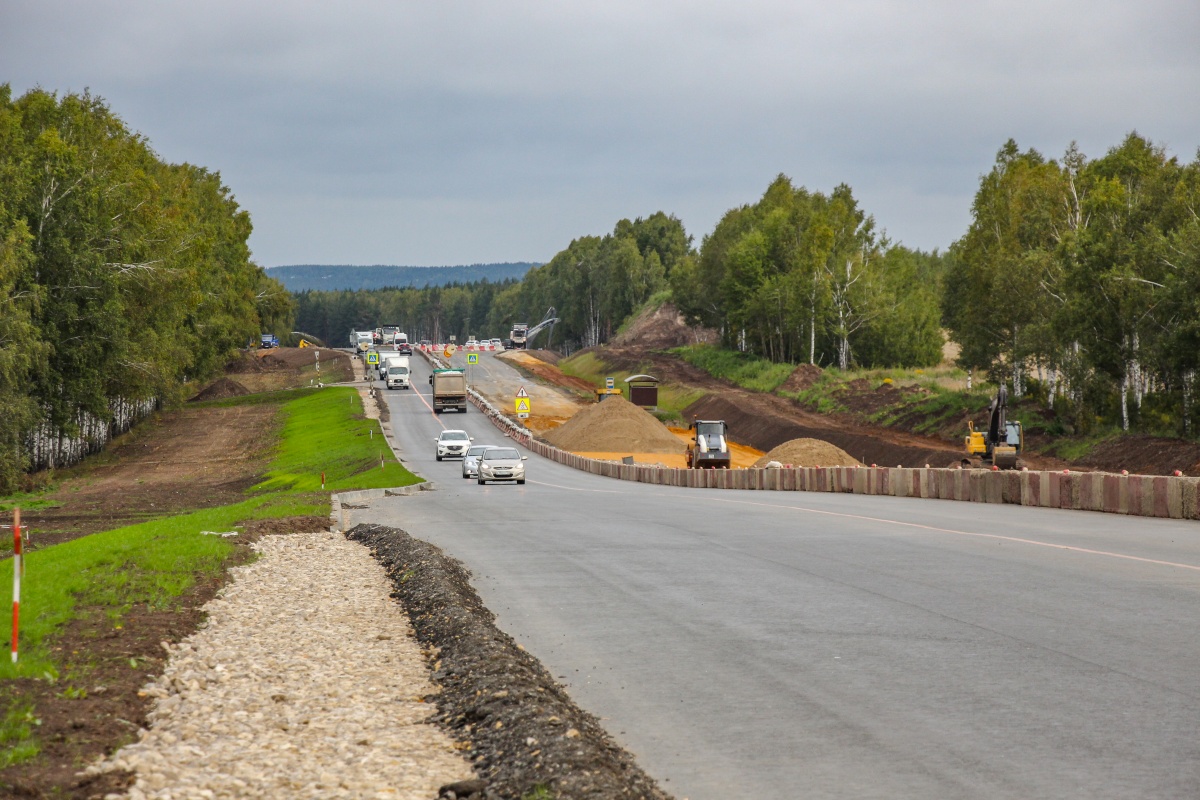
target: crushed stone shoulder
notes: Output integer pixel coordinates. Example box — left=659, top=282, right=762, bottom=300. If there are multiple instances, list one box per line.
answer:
left=88, top=531, right=474, bottom=799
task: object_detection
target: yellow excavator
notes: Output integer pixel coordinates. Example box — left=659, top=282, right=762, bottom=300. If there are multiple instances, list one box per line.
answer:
left=964, top=385, right=1023, bottom=469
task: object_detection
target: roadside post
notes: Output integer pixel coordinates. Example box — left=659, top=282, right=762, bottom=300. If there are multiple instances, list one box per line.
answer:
left=11, top=507, right=20, bottom=663
left=467, top=352, right=478, bottom=386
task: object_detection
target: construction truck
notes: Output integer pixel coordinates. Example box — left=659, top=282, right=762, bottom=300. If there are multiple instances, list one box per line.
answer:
left=259, top=333, right=279, bottom=349
left=964, top=385, right=1023, bottom=469
left=509, top=322, right=529, bottom=349
left=429, top=369, right=468, bottom=413
left=686, top=419, right=731, bottom=469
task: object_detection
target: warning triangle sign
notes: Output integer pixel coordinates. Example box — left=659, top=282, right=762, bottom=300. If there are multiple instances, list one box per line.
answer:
left=515, top=386, right=529, bottom=398
left=515, top=398, right=531, bottom=413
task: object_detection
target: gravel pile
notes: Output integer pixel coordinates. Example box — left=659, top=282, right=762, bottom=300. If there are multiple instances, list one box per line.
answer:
left=543, top=395, right=681, bottom=454
left=347, top=524, right=673, bottom=800
left=753, top=437, right=862, bottom=468
left=86, top=531, right=474, bottom=799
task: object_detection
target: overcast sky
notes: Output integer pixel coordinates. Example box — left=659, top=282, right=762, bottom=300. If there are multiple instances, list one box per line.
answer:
left=4, top=1, right=1198, bottom=267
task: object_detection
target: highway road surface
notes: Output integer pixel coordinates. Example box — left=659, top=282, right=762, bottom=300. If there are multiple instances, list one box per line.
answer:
left=350, top=351, right=1200, bottom=800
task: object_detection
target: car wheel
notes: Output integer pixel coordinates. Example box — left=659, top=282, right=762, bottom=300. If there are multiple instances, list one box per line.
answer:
left=517, top=479, right=525, bottom=485
left=436, top=455, right=443, bottom=461
left=477, top=478, right=485, bottom=485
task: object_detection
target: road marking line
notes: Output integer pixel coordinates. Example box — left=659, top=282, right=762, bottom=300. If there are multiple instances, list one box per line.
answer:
left=698, top=495, right=1200, bottom=573
left=410, top=385, right=447, bottom=429
left=527, top=479, right=622, bottom=493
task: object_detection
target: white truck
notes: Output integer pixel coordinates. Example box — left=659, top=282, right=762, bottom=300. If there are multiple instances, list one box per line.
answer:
left=384, top=355, right=411, bottom=390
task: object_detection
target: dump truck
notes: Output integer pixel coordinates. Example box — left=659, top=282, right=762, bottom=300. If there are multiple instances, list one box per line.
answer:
left=430, top=369, right=468, bottom=413
left=259, top=333, right=279, bottom=349
left=964, top=385, right=1023, bottom=469
left=686, top=419, right=731, bottom=469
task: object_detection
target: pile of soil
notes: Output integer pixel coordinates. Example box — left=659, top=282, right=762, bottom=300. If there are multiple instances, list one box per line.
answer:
left=753, top=438, right=862, bottom=468
left=610, top=302, right=718, bottom=349
left=347, top=524, right=672, bottom=800
left=523, top=349, right=562, bottom=366
left=188, top=377, right=250, bottom=402
left=778, top=363, right=824, bottom=394
left=544, top=395, right=683, bottom=453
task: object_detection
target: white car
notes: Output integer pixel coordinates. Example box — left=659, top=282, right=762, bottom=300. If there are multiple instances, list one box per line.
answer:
left=477, top=446, right=527, bottom=485
left=435, top=430, right=473, bottom=461
left=489, top=338, right=503, bottom=349
left=461, top=444, right=497, bottom=478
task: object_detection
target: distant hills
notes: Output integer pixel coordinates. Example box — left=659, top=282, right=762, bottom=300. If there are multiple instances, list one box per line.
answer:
left=266, top=262, right=539, bottom=292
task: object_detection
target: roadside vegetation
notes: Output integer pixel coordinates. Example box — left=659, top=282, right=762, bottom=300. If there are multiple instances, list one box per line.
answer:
left=0, top=385, right=418, bottom=773
left=671, top=345, right=795, bottom=394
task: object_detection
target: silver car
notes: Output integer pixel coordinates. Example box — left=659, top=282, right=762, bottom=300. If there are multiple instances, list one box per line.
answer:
left=435, top=430, right=472, bottom=461
left=461, top=445, right=497, bottom=479
left=477, top=447, right=527, bottom=485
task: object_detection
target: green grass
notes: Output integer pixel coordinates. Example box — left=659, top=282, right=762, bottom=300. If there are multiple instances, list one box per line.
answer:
left=671, top=345, right=796, bottom=393
left=0, top=701, right=40, bottom=769
left=0, top=385, right=421, bottom=680
left=253, top=388, right=420, bottom=492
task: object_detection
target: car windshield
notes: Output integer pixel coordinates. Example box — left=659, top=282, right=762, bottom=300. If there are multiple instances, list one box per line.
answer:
left=466, top=445, right=493, bottom=457
left=388, top=366, right=408, bottom=374
left=696, top=422, right=724, bottom=439
left=485, top=448, right=520, bottom=460
left=441, top=431, right=469, bottom=441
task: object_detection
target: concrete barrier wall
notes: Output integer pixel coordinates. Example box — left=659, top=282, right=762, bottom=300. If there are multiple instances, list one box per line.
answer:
left=431, top=349, right=1200, bottom=522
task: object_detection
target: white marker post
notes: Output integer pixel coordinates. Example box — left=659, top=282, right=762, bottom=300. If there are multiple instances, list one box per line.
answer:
left=11, top=507, right=20, bottom=664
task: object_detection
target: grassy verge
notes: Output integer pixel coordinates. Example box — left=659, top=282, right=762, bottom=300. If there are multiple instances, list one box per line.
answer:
left=671, top=345, right=795, bottom=393
left=0, top=385, right=418, bottom=695
left=559, top=352, right=706, bottom=424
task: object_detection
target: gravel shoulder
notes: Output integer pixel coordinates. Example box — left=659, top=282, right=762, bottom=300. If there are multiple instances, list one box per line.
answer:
left=89, top=531, right=475, bottom=799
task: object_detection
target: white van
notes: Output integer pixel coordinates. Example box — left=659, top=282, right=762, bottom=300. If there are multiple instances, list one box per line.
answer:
left=385, top=356, right=410, bottom=389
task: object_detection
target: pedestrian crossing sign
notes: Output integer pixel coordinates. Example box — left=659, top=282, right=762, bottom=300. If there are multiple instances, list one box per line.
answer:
left=467, top=353, right=479, bottom=364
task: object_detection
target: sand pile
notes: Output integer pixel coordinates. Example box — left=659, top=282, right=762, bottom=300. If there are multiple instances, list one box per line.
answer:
left=543, top=395, right=683, bottom=453
left=753, top=438, right=861, bottom=468
left=189, top=377, right=251, bottom=402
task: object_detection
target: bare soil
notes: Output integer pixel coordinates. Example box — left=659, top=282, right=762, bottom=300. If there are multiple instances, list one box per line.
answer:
left=611, top=302, right=718, bottom=350
left=543, top=396, right=683, bottom=454
left=753, top=439, right=862, bottom=468
left=347, top=523, right=672, bottom=800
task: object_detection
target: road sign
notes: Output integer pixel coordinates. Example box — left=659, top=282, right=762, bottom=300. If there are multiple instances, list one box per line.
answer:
left=515, top=397, right=531, bottom=418
left=443, top=348, right=453, bottom=359
left=366, top=352, right=379, bottom=365
left=605, top=376, right=615, bottom=389
left=467, top=353, right=479, bottom=365
left=515, top=386, right=529, bottom=398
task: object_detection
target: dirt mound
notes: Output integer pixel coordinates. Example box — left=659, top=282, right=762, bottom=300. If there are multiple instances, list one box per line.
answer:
left=189, top=377, right=250, bottom=402
left=348, top=524, right=671, bottom=800
left=753, top=438, right=862, bottom=468
left=779, top=363, right=824, bottom=394
left=543, top=395, right=683, bottom=453
left=523, top=348, right=562, bottom=365
left=611, top=301, right=718, bottom=349
left=682, top=393, right=960, bottom=468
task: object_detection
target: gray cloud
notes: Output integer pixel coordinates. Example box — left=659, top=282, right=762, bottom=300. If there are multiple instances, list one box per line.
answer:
left=4, top=1, right=1198, bottom=265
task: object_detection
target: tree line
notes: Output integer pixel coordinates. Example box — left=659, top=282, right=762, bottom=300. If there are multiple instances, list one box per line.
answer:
left=945, top=134, right=1200, bottom=435
left=291, top=132, right=1200, bottom=441
left=0, top=86, right=293, bottom=490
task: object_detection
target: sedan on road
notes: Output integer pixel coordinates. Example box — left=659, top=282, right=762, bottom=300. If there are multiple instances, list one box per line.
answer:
left=461, top=445, right=498, bottom=479
left=477, top=447, right=527, bottom=485
left=435, top=430, right=473, bottom=461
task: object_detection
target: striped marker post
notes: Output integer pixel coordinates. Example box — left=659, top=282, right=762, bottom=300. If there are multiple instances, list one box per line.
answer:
left=11, top=507, right=20, bottom=664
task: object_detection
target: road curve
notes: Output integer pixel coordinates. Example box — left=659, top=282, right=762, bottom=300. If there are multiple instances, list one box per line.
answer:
left=351, top=352, right=1200, bottom=800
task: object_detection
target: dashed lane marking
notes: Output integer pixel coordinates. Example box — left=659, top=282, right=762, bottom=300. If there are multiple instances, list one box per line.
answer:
left=694, top=494, right=1200, bottom=573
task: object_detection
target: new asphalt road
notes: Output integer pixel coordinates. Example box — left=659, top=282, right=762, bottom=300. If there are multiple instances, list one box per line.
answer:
left=350, top=352, right=1200, bottom=800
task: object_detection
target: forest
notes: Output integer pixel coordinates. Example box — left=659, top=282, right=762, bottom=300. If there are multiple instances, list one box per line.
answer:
left=296, top=133, right=1200, bottom=440
left=0, top=86, right=293, bottom=491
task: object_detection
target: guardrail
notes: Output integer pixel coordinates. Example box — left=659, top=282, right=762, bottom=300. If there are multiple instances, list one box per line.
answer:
left=417, top=349, right=1200, bottom=521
